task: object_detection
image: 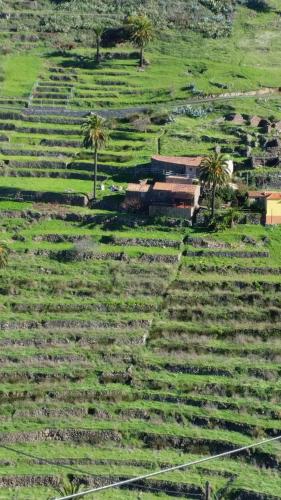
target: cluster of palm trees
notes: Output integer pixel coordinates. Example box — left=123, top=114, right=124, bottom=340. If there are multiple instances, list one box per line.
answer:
left=81, top=15, right=154, bottom=201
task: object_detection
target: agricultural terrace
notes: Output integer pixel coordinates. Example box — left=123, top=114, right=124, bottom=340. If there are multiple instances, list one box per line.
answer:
left=0, top=0, right=281, bottom=498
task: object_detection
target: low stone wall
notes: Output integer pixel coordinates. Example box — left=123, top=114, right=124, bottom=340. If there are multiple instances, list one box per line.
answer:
left=139, top=253, right=180, bottom=263
left=0, top=123, right=16, bottom=130
left=0, top=319, right=150, bottom=330
left=17, top=126, right=79, bottom=135
left=21, top=114, right=82, bottom=125
left=103, top=235, right=182, bottom=249
left=40, top=138, right=81, bottom=147
left=0, top=147, right=70, bottom=158
left=184, top=250, right=269, bottom=258
left=185, top=236, right=230, bottom=248
left=186, top=264, right=281, bottom=274
left=0, top=429, right=121, bottom=445
left=34, top=234, right=90, bottom=243
left=7, top=160, right=67, bottom=169
left=0, top=111, right=21, bottom=120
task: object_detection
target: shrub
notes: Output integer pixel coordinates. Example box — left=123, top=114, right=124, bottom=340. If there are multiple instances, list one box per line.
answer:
left=173, top=105, right=213, bottom=118
left=55, top=239, right=99, bottom=262
left=0, top=242, right=9, bottom=268
left=238, top=0, right=271, bottom=12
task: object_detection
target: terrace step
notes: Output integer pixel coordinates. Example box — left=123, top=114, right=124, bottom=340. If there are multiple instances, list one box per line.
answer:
left=0, top=168, right=93, bottom=181
left=33, top=93, right=70, bottom=99
left=23, top=106, right=149, bottom=118
left=31, top=99, right=69, bottom=106
left=184, top=250, right=269, bottom=258
left=40, top=139, right=81, bottom=148
left=16, top=126, right=79, bottom=135
left=0, top=319, right=151, bottom=331
left=0, top=147, right=71, bottom=157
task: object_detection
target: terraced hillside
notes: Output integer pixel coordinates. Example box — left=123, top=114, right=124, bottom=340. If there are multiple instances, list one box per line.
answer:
left=0, top=0, right=281, bottom=499
left=1, top=208, right=281, bottom=499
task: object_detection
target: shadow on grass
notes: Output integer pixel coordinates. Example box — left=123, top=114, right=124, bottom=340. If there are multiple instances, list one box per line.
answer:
left=60, top=56, right=101, bottom=71
left=98, top=162, right=150, bottom=183
left=45, top=51, right=103, bottom=70
left=90, top=193, right=124, bottom=213
left=46, top=50, right=138, bottom=71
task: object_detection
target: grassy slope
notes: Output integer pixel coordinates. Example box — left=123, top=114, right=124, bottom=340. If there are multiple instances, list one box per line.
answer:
left=0, top=4, right=280, bottom=199
left=0, top=2, right=281, bottom=499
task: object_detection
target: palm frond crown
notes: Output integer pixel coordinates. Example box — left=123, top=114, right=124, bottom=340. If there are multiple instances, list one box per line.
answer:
left=81, top=114, right=107, bottom=150
left=200, top=152, right=230, bottom=187
left=56, top=477, right=82, bottom=496
left=126, top=14, right=154, bottom=48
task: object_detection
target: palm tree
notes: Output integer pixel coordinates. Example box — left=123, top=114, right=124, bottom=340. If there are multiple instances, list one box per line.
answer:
left=52, top=477, right=82, bottom=499
left=225, top=207, right=240, bottom=228
left=93, top=25, right=104, bottom=64
left=210, top=475, right=236, bottom=499
left=200, top=152, right=230, bottom=218
left=0, top=243, right=8, bottom=269
left=126, top=14, right=154, bottom=67
left=82, top=113, right=107, bottom=201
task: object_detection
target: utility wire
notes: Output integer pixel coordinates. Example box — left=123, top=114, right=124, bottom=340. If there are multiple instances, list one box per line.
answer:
left=53, top=434, right=281, bottom=499
left=0, top=444, right=97, bottom=478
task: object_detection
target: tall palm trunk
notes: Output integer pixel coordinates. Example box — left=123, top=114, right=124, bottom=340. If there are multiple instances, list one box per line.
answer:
left=96, top=36, right=100, bottom=63
left=157, top=137, right=161, bottom=155
left=93, top=145, right=98, bottom=200
left=139, top=45, right=144, bottom=67
left=211, top=182, right=217, bottom=218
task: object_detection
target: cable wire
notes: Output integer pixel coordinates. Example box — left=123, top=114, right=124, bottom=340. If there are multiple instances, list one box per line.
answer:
left=0, top=444, right=97, bottom=478
left=53, top=434, right=281, bottom=499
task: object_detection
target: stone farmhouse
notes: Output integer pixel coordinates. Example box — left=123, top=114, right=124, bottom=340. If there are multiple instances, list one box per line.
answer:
left=125, top=179, right=200, bottom=219
left=125, top=154, right=234, bottom=219
left=248, top=191, right=281, bottom=224
left=151, top=155, right=203, bottom=181
left=150, top=155, right=233, bottom=181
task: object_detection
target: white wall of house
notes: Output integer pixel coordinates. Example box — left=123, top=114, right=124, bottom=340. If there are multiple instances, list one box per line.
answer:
left=226, top=160, right=234, bottom=176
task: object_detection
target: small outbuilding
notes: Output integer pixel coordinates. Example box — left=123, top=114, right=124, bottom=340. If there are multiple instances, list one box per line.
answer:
left=248, top=190, right=281, bottom=225
left=248, top=116, right=262, bottom=127
left=226, top=113, right=245, bottom=125
left=265, top=192, right=281, bottom=225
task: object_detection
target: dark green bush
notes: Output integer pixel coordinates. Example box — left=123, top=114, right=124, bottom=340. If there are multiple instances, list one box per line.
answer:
left=239, top=0, right=271, bottom=12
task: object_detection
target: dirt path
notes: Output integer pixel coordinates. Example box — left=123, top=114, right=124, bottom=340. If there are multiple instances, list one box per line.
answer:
left=3, top=87, right=281, bottom=119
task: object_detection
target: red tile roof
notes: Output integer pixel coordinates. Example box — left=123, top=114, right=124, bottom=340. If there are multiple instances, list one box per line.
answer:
left=153, top=182, right=199, bottom=194
left=127, top=183, right=150, bottom=193
left=248, top=191, right=269, bottom=198
left=248, top=191, right=281, bottom=200
left=152, top=155, right=203, bottom=167
left=267, top=193, right=281, bottom=200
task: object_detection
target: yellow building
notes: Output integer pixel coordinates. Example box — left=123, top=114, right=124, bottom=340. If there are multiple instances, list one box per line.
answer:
left=265, top=193, right=281, bottom=225
left=248, top=191, right=281, bottom=225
